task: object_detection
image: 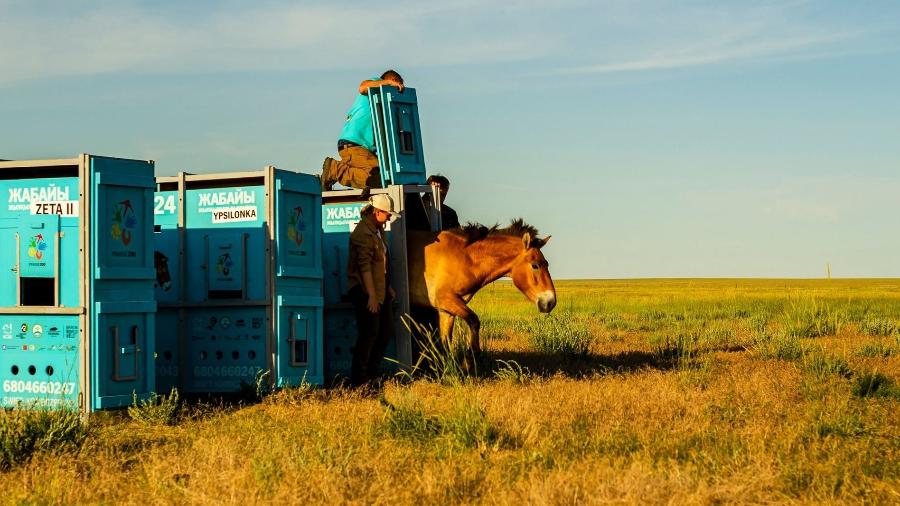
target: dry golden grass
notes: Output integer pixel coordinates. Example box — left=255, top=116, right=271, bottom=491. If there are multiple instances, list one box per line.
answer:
left=2, top=279, right=900, bottom=505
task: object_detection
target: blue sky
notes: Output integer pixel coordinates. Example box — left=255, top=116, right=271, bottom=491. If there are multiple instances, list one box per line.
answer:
left=2, top=0, right=899, bottom=279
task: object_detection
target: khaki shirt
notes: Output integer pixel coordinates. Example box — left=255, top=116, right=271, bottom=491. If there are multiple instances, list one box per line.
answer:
left=348, top=216, right=388, bottom=303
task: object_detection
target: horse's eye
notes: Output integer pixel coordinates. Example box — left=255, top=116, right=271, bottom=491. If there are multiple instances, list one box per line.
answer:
left=531, top=263, right=539, bottom=270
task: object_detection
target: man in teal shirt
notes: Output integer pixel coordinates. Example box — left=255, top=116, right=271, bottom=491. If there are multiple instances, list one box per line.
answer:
left=321, top=70, right=405, bottom=191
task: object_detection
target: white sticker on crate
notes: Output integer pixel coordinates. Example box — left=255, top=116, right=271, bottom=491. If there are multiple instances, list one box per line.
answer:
left=211, top=206, right=258, bottom=223
left=31, top=200, right=79, bottom=217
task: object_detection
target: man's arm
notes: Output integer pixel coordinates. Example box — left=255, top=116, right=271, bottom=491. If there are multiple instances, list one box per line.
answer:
left=361, top=271, right=380, bottom=313
left=359, top=78, right=404, bottom=94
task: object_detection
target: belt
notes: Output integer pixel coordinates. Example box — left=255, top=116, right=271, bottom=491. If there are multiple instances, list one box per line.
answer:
left=337, top=140, right=361, bottom=150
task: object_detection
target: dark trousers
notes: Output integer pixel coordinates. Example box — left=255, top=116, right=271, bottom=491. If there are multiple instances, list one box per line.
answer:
left=349, top=285, right=394, bottom=386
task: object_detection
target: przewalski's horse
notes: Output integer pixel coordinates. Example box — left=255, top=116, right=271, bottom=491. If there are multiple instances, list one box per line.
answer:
left=407, top=219, right=556, bottom=371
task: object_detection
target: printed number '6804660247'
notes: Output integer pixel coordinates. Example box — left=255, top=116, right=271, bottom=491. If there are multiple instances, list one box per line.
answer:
left=2, top=380, right=76, bottom=395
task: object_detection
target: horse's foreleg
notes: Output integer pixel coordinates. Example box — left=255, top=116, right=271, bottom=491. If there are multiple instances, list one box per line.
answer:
left=462, top=311, right=481, bottom=375
left=437, top=296, right=481, bottom=373
left=438, top=310, right=455, bottom=348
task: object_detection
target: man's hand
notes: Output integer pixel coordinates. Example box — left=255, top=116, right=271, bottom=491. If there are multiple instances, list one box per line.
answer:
left=390, top=80, right=404, bottom=92
left=367, top=294, right=380, bottom=314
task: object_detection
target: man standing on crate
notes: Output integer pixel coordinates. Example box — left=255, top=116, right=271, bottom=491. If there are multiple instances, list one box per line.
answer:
left=321, top=70, right=405, bottom=191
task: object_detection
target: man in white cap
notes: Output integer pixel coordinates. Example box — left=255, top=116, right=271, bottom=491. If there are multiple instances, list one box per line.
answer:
left=346, top=193, right=398, bottom=386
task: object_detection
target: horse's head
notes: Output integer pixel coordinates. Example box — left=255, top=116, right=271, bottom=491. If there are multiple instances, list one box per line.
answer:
left=509, top=233, right=556, bottom=313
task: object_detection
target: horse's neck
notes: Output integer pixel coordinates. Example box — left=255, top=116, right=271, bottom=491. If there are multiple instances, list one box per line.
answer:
left=468, top=237, right=521, bottom=287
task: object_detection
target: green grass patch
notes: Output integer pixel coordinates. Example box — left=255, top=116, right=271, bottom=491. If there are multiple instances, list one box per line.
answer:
left=782, top=298, right=847, bottom=338
left=0, top=407, right=90, bottom=470
left=858, top=316, right=898, bottom=337
left=802, top=353, right=852, bottom=380
left=855, top=340, right=898, bottom=358
left=751, top=330, right=809, bottom=361
left=519, top=312, right=593, bottom=357
left=380, top=392, right=503, bottom=452
left=127, top=388, right=183, bottom=426
left=492, top=359, right=532, bottom=384
left=650, top=331, right=698, bottom=366
left=852, top=372, right=900, bottom=399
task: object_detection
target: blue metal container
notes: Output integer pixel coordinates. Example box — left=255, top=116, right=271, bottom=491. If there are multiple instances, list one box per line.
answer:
left=154, top=168, right=323, bottom=392
left=368, top=86, right=428, bottom=186
left=0, top=155, right=156, bottom=411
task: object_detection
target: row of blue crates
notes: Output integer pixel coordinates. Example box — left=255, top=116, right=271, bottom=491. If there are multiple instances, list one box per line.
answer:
left=0, top=85, right=433, bottom=411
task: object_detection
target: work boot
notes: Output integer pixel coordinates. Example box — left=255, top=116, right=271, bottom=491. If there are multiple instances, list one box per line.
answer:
left=321, top=157, right=338, bottom=191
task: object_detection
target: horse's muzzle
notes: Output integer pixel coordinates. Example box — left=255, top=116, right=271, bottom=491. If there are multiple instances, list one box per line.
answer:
left=537, top=291, right=556, bottom=313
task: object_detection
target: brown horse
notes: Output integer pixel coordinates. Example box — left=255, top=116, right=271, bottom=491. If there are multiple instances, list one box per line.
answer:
left=407, top=219, right=556, bottom=370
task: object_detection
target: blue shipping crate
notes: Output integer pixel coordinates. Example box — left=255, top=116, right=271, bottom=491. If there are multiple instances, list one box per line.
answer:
left=0, top=155, right=156, bottom=411
left=154, top=168, right=323, bottom=392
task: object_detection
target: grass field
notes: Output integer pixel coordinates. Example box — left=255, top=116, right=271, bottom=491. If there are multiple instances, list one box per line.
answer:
left=3, top=279, right=900, bottom=504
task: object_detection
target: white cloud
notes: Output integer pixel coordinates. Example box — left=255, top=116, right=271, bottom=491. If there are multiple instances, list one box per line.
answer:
left=556, top=1, right=872, bottom=75
left=564, top=32, right=856, bottom=74
left=0, top=0, right=561, bottom=85
left=0, top=0, right=888, bottom=85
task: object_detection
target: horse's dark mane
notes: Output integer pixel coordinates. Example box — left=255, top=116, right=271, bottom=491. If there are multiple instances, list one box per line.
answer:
left=447, top=218, right=543, bottom=247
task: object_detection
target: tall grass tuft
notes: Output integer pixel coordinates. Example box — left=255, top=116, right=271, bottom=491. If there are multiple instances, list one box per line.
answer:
left=650, top=332, right=698, bottom=369
left=751, top=330, right=808, bottom=361
left=855, top=340, right=898, bottom=358
left=380, top=393, right=441, bottom=443
left=858, top=316, right=898, bottom=337
left=781, top=298, right=846, bottom=338
left=700, top=322, right=738, bottom=351
left=128, top=388, right=183, bottom=426
left=440, top=397, right=501, bottom=451
left=264, top=375, right=316, bottom=408
left=0, top=407, right=90, bottom=470
left=802, top=353, right=852, bottom=380
left=493, top=359, right=531, bottom=384
left=381, top=392, right=501, bottom=451
left=401, top=316, right=470, bottom=384
left=852, top=372, right=900, bottom=399
left=744, top=313, right=769, bottom=334
left=520, top=312, right=592, bottom=357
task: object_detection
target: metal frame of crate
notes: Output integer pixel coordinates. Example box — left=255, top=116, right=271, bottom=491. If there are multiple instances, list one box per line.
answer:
left=321, top=184, right=441, bottom=380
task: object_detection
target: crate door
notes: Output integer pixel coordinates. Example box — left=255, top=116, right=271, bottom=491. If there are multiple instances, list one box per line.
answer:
left=91, top=161, right=155, bottom=280
left=368, top=86, right=427, bottom=185
left=17, top=215, right=59, bottom=306
left=93, top=309, right=155, bottom=408
left=275, top=299, right=323, bottom=386
left=90, top=157, right=156, bottom=409
left=275, top=172, right=322, bottom=280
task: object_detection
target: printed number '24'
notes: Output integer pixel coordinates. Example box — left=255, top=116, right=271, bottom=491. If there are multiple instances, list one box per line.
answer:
left=154, top=195, right=176, bottom=215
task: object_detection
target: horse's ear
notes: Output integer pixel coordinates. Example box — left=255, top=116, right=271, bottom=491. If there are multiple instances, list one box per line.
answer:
left=522, top=232, right=531, bottom=249
left=541, top=235, right=551, bottom=247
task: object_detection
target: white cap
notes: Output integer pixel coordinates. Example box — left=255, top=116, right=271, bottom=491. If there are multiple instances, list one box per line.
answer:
left=369, top=194, right=400, bottom=220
